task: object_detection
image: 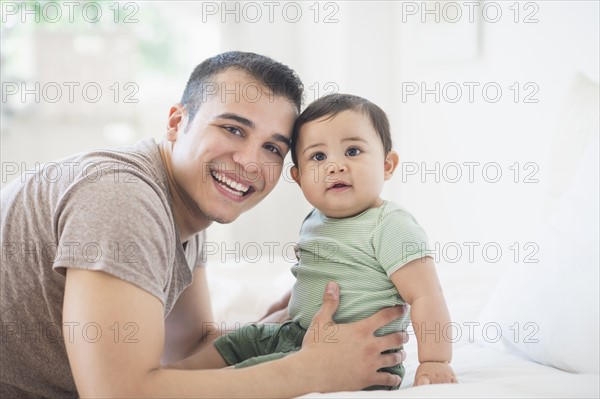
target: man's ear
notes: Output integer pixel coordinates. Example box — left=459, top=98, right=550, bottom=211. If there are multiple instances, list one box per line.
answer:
left=384, top=150, right=399, bottom=181
left=290, top=165, right=302, bottom=187
left=166, top=104, right=188, bottom=142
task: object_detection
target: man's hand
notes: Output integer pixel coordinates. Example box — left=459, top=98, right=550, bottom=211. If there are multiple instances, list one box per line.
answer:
left=294, top=281, right=408, bottom=392
left=414, top=362, right=458, bottom=385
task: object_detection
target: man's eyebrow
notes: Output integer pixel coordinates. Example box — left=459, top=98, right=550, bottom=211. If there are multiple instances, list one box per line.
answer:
left=214, top=113, right=290, bottom=147
left=273, top=134, right=291, bottom=148
left=213, top=113, right=255, bottom=128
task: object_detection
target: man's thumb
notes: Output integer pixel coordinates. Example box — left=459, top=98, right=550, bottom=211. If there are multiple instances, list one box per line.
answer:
left=315, top=281, right=339, bottom=323
left=303, top=282, right=340, bottom=346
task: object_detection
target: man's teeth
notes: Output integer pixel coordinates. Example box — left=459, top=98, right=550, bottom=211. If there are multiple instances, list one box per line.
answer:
left=211, top=171, right=250, bottom=195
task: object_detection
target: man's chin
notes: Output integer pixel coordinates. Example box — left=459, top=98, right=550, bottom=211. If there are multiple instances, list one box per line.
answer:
left=208, top=211, right=240, bottom=225
left=205, top=200, right=262, bottom=224
left=213, top=217, right=236, bottom=225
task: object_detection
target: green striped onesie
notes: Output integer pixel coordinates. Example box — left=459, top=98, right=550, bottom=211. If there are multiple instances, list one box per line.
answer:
left=214, top=201, right=433, bottom=389
left=289, top=200, right=433, bottom=335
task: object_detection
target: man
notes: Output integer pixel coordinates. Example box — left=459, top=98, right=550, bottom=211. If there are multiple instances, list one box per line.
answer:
left=1, top=51, right=406, bottom=398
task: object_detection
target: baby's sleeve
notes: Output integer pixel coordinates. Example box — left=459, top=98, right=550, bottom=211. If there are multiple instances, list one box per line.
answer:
left=373, top=209, right=434, bottom=277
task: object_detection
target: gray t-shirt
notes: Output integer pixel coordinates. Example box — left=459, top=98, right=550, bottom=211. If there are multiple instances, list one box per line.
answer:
left=0, top=138, right=204, bottom=398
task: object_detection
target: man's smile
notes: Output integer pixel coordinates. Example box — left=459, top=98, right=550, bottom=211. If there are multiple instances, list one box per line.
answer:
left=210, top=170, right=255, bottom=198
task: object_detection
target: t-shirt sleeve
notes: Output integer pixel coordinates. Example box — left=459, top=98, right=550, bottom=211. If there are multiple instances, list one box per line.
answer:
left=52, top=169, right=176, bottom=305
left=373, top=209, right=434, bottom=277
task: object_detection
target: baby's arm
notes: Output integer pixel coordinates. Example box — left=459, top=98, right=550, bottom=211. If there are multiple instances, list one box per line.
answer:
left=390, top=256, right=457, bottom=385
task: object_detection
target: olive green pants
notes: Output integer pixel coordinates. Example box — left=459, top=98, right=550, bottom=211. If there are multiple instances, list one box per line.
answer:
left=214, top=320, right=404, bottom=391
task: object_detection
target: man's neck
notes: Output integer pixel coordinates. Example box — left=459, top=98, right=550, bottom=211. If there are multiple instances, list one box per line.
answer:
left=157, top=139, right=212, bottom=242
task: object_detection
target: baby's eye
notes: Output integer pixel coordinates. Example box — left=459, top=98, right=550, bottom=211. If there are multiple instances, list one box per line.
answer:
left=346, top=147, right=361, bottom=157
left=311, top=152, right=327, bottom=161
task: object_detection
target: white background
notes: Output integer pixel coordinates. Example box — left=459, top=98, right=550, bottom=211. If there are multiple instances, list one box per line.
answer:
left=1, top=0, right=598, bottom=266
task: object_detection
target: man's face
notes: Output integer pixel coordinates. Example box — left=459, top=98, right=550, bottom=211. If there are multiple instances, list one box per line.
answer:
left=292, top=110, right=394, bottom=218
left=168, top=69, right=297, bottom=224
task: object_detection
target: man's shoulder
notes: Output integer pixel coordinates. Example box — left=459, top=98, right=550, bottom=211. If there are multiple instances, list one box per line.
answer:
left=46, top=138, right=174, bottom=226
left=68, top=138, right=164, bottom=179
left=55, top=138, right=168, bottom=197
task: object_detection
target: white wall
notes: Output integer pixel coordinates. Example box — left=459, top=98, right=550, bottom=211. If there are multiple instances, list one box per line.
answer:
left=390, top=0, right=600, bottom=254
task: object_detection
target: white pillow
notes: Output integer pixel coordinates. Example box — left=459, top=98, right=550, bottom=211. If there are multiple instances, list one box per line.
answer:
left=478, top=133, right=599, bottom=374
left=545, top=74, right=600, bottom=207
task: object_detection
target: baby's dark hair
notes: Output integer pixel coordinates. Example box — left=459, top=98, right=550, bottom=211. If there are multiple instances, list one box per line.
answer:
left=291, top=93, right=392, bottom=166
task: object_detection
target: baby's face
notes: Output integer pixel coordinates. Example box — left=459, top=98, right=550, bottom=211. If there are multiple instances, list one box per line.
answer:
left=292, top=110, right=394, bottom=218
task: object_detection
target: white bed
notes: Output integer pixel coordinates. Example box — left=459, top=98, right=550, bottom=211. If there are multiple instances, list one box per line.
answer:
left=205, top=74, right=600, bottom=398
left=206, top=256, right=598, bottom=398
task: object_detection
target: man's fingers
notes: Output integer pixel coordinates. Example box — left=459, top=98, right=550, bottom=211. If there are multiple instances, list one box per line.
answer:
left=376, top=331, right=405, bottom=353
left=369, top=372, right=401, bottom=389
left=362, top=305, right=406, bottom=333
left=399, top=330, right=409, bottom=344
left=380, top=351, right=404, bottom=369
left=451, top=376, right=459, bottom=384
left=398, top=348, right=407, bottom=363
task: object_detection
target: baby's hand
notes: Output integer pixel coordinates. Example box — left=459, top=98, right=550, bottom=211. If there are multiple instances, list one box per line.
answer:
left=414, top=362, right=458, bottom=385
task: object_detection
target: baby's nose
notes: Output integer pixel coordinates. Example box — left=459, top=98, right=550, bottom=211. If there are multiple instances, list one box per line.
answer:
left=326, top=162, right=345, bottom=174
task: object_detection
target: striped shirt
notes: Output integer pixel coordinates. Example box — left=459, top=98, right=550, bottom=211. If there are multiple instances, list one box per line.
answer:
left=288, top=201, right=433, bottom=336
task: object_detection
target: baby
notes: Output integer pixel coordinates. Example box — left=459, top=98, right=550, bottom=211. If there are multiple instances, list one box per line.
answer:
left=179, top=93, right=456, bottom=389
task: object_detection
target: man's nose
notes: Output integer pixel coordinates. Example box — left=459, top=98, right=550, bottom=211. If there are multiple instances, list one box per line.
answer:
left=233, top=144, right=262, bottom=180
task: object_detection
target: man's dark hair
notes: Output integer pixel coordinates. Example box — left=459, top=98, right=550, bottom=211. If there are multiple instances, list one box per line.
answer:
left=180, top=51, right=304, bottom=124
left=291, top=93, right=393, bottom=166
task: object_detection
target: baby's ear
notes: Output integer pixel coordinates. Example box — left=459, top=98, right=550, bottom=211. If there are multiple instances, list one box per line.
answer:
left=384, top=150, right=399, bottom=180
left=290, top=166, right=302, bottom=187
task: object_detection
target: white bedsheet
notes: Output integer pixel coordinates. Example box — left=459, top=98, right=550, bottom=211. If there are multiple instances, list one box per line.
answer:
left=206, top=259, right=600, bottom=398
left=301, top=345, right=599, bottom=398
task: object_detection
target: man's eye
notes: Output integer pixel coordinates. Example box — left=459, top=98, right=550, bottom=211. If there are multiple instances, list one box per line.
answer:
left=311, top=152, right=326, bottom=161
left=224, top=126, right=242, bottom=136
left=264, top=144, right=282, bottom=157
left=346, top=147, right=361, bottom=156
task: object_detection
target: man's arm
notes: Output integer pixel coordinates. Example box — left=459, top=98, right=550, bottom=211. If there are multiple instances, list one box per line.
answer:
left=63, top=269, right=407, bottom=397
left=162, top=266, right=218, bottom=364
